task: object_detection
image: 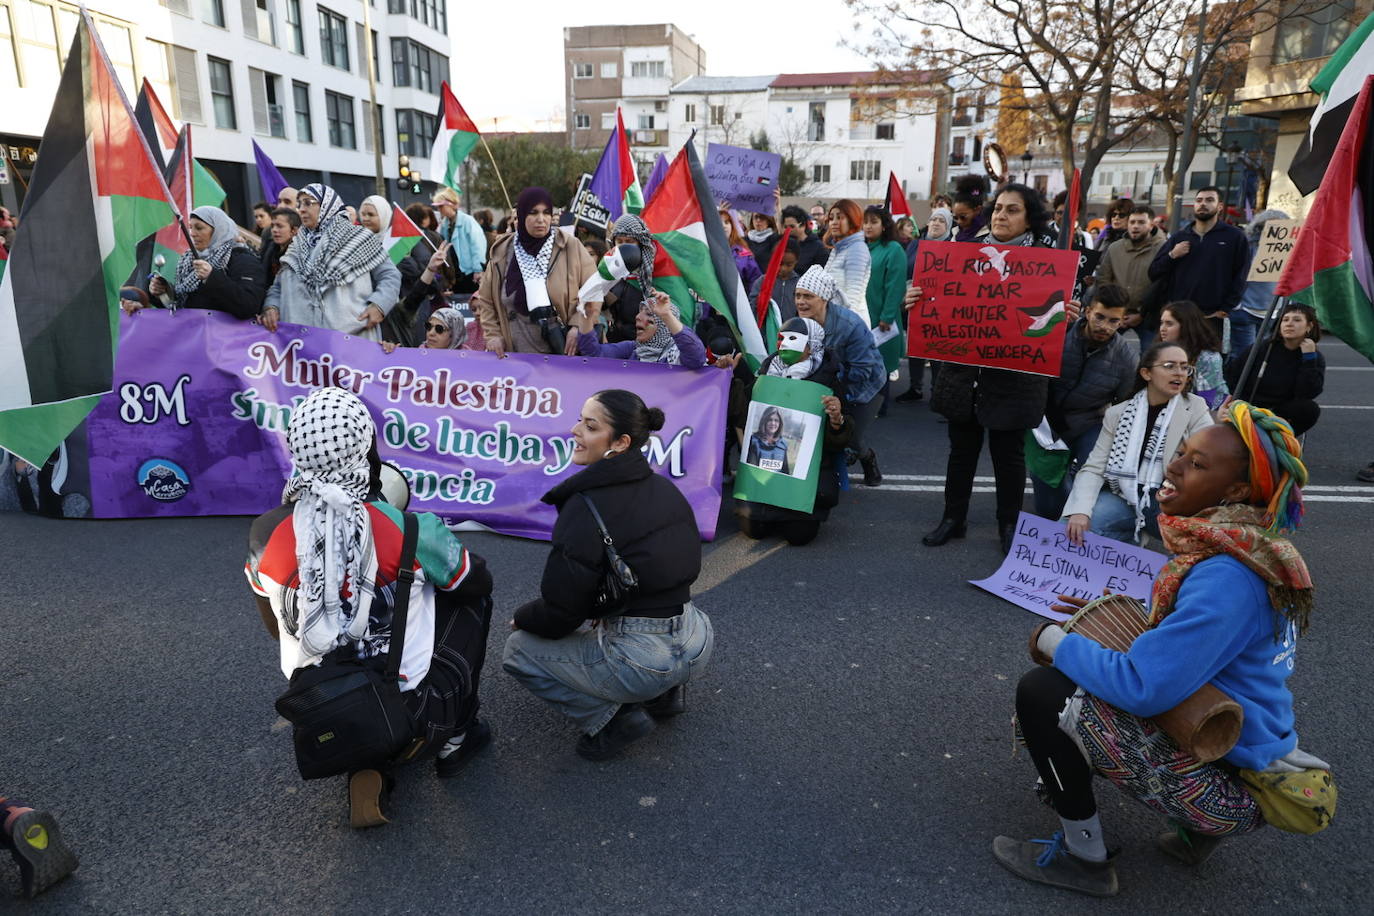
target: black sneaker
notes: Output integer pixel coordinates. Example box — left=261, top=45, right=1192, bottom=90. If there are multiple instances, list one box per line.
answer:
left=643, top=684, right=687, bottom=718
left=992, top=832, right=1118, bottom=897
left=1357, top=463, right=1374, bottom=483
left=894, top=387, right=923, bottom=403
left=860, top=450, right=882, bottom=487
left=576, top=705, right=656, bottom=761
left=7, top=809, right=78, bottom=898
left=435, top=718, right=493, bottom=779
left=1156, top=825, right=1224, bottom=865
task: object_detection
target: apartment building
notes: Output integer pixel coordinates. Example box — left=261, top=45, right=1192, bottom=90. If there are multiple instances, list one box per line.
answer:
left=564, top=23, right=706, bottom=159
left=0, top=0, right=450, bottom=222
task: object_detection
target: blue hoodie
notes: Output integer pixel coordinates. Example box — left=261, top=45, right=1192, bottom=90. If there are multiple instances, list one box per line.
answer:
left=1054, top=555, right=1298, bottom=770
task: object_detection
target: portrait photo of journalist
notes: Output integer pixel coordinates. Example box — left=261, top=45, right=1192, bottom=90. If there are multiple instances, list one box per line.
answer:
left=742, top=404, right=818, bottom=479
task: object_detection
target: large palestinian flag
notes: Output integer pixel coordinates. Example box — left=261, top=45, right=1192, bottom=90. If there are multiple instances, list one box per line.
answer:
left=430, top=82, right=480, bottom=191
left=1288, top=12, right=1374, bottom=195
left=0, top=14, right=177, bottom=466
left=1277, top=75, right=1374, bottom=364
left=642, top=143, right=770, bottom=369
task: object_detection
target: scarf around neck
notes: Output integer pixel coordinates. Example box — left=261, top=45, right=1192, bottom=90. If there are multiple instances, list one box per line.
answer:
left=765, top=317, right=826, bottom=379
left=634, top=301, right=682, bottom=364
left=1105, top=390, right=1178, bottom=540
left=173, top=206, right=241, bottom=304
left=283, top=183, right=387, bottom=302
left=1151, top=504, right=1314, bottom=638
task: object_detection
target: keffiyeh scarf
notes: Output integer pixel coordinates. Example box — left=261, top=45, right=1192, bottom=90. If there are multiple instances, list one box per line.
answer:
left=281, top=387, right=379, bottom=662
left=1104, top=390, right=1178, bottom=540
left=611, top=212, right=656, bottom=291
left=765, top=317, right=826, bottom=379
left=172, top=206, right=242, bottom=305
left=283, top=183, right=387, bottom=302
left=635, top=300, right=683, bottom=364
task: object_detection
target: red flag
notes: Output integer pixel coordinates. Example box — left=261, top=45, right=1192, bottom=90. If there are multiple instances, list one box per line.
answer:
left=884, top=172, right=911, bottom=218
left=755, top=230, right=790, bottom=328
left=1058, top=169, right=1082, bottom=249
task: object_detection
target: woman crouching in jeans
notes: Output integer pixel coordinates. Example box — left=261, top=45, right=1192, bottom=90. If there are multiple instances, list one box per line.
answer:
left=503, top=389, right=714, bottom=760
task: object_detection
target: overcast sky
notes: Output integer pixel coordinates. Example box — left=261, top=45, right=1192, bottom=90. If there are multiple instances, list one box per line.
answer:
left=450, top=4, right=878, bottom=130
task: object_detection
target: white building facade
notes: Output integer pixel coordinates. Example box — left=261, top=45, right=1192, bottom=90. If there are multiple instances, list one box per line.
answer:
left=1, top=0, right=450, bottom=222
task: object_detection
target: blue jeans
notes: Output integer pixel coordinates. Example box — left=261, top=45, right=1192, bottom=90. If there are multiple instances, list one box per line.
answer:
left=502, top=604, right=714, bottom=735
left=1088, top=489, right=1161, bottom=544
left=1030, top=426, right=1100, bottom=521
left=1228, top=310, right=1263, bottom=366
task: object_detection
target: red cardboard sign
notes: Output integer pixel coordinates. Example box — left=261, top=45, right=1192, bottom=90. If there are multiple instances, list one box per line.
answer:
left=907, top=240, right=1080, bottom=377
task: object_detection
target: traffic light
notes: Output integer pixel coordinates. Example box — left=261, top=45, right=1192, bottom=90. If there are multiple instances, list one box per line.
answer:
left=409, top=169, right=422, bottom=195
left=398, top=154, right=411, bottom=181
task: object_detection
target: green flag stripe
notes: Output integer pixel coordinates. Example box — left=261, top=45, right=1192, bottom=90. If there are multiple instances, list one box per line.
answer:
left=1312, top=13, right=1374, bottom=97
left=0, top=394, right=103, bottom=467
left=1290, top=261, right=1374, bottom=363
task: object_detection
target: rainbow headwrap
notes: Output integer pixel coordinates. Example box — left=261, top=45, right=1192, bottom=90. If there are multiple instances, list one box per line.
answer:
left=1221, top=400, right=1307, bottom=535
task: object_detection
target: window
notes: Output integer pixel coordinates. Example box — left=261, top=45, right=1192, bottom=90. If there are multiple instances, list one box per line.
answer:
left=808, top=101, right=825, bottom=141
left=356, top=24, right=378, bottom=78
left=285, top=0, right=304, bottom=54
left=249, top=68, right=286, bottom=137
left=876, top=122, right=895, bottom=140
left=709, top=104, right=724, bottom=125
left=396, top=109, right=437, bottom=156
left=573, top=62, right=593, bottom=78
left=200, top=0, right=224, bottom=27
left=600, top=112, right=616, bottom=130
left=1188, top=170, right=1212, bottom=191
left=849, top=160, right=881, bottom=181
left=683, top=103, right=696, bottom=122
left=392, top=38, right=447, bottom=93
left=975, top=95, right=987, bottom=122
left=160, top=0, right=191, bottom=14
left=208, top=56, right=236, bottom=129
left=630, top=60, right=665, bottom=78
left=325, top=90, right=355, bottom=148
left=243, top=0, right=277, bottom=45
left=293, top=80, right=312, bottom=141
left=1275, top=0, right=1355, bottom=63
left=637, top=114, right=655, bottom=130
left=952, top=136, right=966, bottom=161
left=392, top=0, right=446, bottom=31
left=600, top=62, right=616, bottom=78
left=573, top=113, right=591, bottom=129
left=171, top=45, right=203, bottom=122
left=318, top=7, right=348, bottom=70
left=0, top=2, right=20, bottom=90
left=811, top=164, right=830, bottom=183
left=362, top=101, right=384, bottom=153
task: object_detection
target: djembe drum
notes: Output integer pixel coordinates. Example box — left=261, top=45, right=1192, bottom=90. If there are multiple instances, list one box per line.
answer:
left=1063, top=594, right=1243, bottom=763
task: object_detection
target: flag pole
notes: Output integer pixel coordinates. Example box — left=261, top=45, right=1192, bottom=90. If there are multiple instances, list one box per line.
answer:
left=478, top=134, right=512, bottom=212
left=1231, top=294, right=1286, bottom=401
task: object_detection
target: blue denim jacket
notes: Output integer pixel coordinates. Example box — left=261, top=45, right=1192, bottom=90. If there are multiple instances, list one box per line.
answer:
left=823, top=302, right=886, bottom=405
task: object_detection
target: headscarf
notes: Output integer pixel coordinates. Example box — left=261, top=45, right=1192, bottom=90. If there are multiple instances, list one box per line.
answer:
left=796, top=264, right=838, bottom=303
left=172, top=206, right=243, bottom=304
left=611, top=212, right=656, bottom=291
left=765, top=316, right=826, bottom=379
left=926, top=207, right=954, bottom=242
left=280, top=387, right=379, bottom=662
left=361, top=195, right=393, bottom=235
left=635, top=299, right=682, bottom=364
left=282, top=183, right=387, bottom=300
left=503, top=186, right=556, bottom=313
left=1150, top=401, right=1313, bottom=637
left=423, top=306, right=466, bottom=349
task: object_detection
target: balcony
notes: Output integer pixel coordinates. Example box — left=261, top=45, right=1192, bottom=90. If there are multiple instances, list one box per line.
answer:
left=952, top=113, right=972, bottom=127
left=632, top=129, right=664, bottom=146
left=948, top=153, right=966, bottom=166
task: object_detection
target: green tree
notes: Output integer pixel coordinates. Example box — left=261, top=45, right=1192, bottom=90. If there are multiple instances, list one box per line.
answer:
left=748, top=130, right=808, bottom=197
left=467, top=137, right=599, bottom=211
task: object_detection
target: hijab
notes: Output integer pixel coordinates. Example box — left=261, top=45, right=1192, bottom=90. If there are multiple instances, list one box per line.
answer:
left=611, top=212, right=656, bottom=291
left=361, top=195, right=393, bottom=235
left=172, top=206, right=243, bottom=304
left=503, top=186, right=556, bottom=313
left=423, top=306, right=466, bottom=349
left=635, top=300, right=683, bottom=365
left=926, top=207, right=954, bottom=242
left=282, top=183, right=387, bottom=299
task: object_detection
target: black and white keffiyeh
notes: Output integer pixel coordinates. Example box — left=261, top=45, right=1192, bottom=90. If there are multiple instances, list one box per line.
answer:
left=611, top=213, right=656, bottom=291
left=635, top=300, right=682, bottom=364
left=1104, top=389, right=1178, bottom=540
left=283, top=183, right=387, bottom=301
left=172, top=206, right=242, bottom=305
left=281, top=387, right=379, bottom=662
left=796, top=265, right=838, bottom=303
left=765, top=317, right=826, bottom=379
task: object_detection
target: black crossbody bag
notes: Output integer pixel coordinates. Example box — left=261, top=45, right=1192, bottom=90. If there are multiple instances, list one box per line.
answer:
left=275, top=512, right=421, bottom=780
left=579, top=492, right=639, bottom=615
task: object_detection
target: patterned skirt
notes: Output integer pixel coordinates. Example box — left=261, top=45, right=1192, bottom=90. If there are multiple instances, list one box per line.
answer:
left=1070, top=693, right=1264, bottom=836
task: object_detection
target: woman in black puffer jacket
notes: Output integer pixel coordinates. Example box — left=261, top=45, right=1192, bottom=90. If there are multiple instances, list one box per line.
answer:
left=146, top=206, right=266, bottom=318
left=503, top=389, right=714, bottom=761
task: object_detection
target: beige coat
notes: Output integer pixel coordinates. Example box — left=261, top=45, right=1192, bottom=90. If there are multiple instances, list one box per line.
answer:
left=471, top=230, right=597, bottom=352
left=1095, top=231, right=1166, bottom=311
left=1061, top=392, right=1214, bottom=520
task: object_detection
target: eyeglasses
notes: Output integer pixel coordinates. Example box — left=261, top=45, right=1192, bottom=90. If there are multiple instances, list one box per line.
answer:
left=1150, top=361, right=1195, bottom=375
left=425, top=323, right=448, bottom=333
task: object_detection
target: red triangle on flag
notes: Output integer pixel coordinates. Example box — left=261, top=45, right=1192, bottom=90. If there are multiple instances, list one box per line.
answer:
left=439, top=82, right=480, bottom=134
left=885, top=172, right=911, bottom=218
left=641, top=149, right=699, bottom=233
left=388, top=201, right=424, bottom=239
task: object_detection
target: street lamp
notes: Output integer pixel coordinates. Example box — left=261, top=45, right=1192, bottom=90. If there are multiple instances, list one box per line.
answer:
left=1021, top=149, right=1033, bottom=184
left=1223, top=142, right=1241, bottom=222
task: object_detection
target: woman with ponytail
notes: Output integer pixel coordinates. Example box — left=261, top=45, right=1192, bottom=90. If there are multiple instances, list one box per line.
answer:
left=995, top=401, right=1323, bottom=896
left=503, top=389, right=714, bottom=761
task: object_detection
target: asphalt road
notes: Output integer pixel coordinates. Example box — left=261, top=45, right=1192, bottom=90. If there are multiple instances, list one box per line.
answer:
left=2, top=340, right=1371, bottom=913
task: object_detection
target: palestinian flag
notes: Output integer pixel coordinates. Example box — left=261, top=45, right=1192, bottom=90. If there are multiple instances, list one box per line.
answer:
left=642, top=142, right=769, bottom=369
left=1019, top=292, right=1068, bottom=338
left=1277, top=75, right=1374, bottom=364
left=150, top=126, right=195, bottom=276
left=0, top=12, right=177, bottom=467
left=589, top=108, right=644, bottom=221
left=1289, top=12, right=1374, bottom=195
left=384, top=201, right=426, bottom=265
left=429, top=82, right=480, bottom=191
left=134, top=78, right=179, bottom=172
left=884, top=172, right=911, bottom=219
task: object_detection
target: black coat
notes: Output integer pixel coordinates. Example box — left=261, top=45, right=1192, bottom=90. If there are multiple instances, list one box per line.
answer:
left=794, top=232, right=830, bottom=275
left=169, top=247, right=267, bottom=319
left=513, top=450, right=701, bottom=639
left=931, top=364, right=1048, bottom=430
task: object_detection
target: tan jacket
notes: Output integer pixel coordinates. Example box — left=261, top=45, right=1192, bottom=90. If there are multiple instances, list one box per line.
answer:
left=471, top=230, right=597, bottom=351
left=1095, top=231, right=1166, bottom=310
left=1061, top=393, right=1214, bottom=520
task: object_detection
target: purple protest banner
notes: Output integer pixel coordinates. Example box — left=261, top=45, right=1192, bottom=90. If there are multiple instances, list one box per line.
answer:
left=970, top=512, right=1167, bottom=621
left=82, top=311, right=729, bottom=540
left=704, top=142, right=781, bottom=213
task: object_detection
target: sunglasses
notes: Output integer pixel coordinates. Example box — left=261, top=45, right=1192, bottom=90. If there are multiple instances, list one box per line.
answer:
left=425, top=322, right=448, bottom=333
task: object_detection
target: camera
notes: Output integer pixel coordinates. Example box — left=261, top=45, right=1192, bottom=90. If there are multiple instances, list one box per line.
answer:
left=528, top=306, right=566, bottom=354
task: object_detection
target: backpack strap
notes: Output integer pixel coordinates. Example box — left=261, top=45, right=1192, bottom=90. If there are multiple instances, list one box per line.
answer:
left=384, top=511, right=419, bottom=682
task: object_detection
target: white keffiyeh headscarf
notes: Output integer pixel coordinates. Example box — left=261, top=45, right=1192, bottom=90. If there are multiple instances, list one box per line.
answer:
left=281, top=387, right=379, bottom=662
left=172, top=206, right=242, bottom=305
left=635, top=300, right=683, bottom=364
left=797, top=264, right=839, bottom=304
left=1104, top=389, right=1179, bottom=541
left=765, top=317, right=826, bottom=379
left=283, top=183, right=388, bottom=302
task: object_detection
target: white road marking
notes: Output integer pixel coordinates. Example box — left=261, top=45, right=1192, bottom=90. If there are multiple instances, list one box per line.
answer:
left=867, top=484, right=1374, bottom=502
left=1320, top=405, right=1374, bottom=409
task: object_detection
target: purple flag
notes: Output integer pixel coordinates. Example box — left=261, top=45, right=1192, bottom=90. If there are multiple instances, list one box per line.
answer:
left=643, top=153, right=669, bottom=206
left=252, top=140, right=289, bottom=203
